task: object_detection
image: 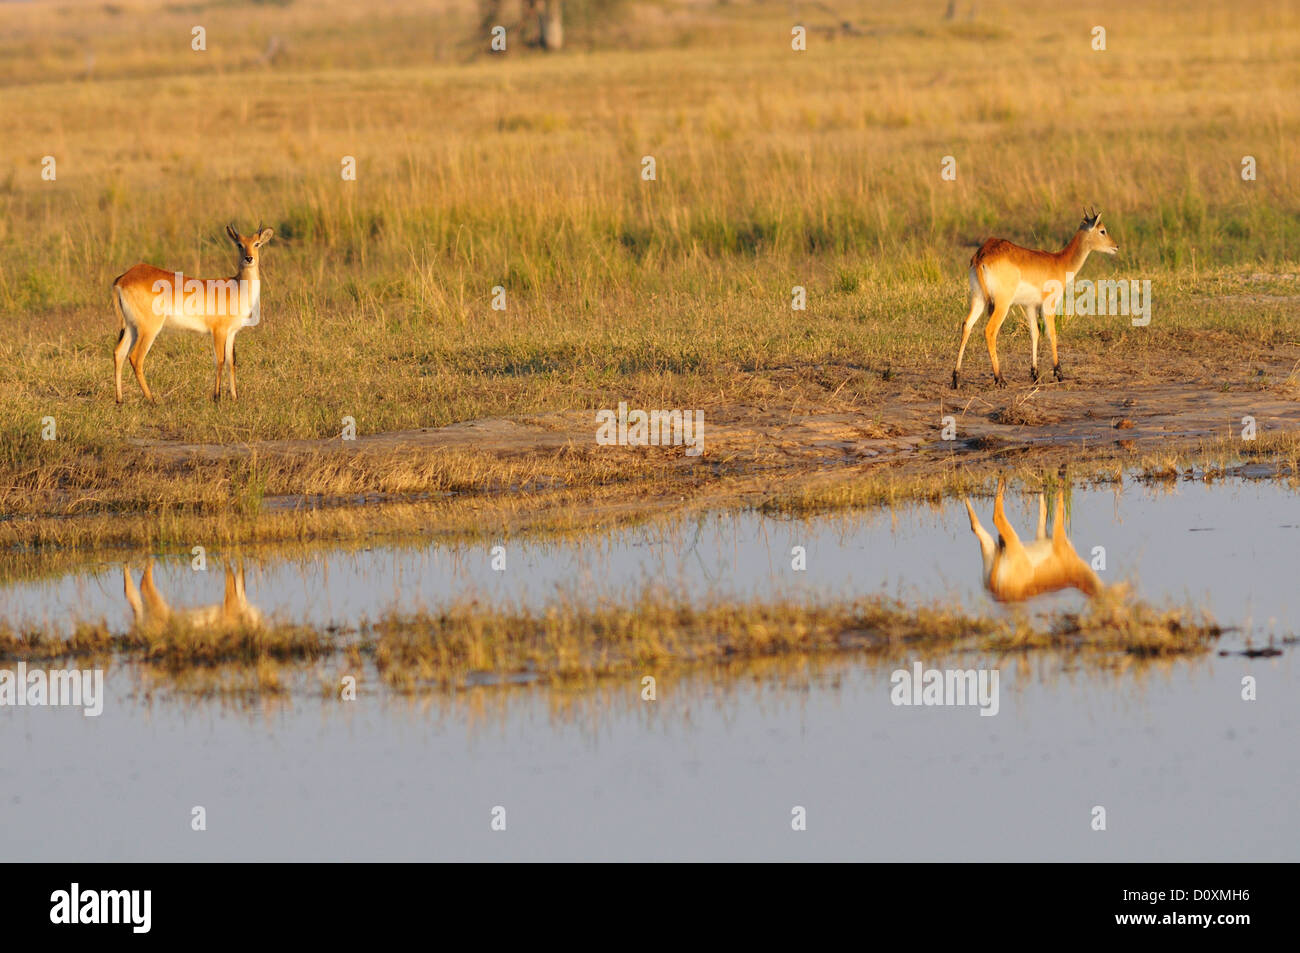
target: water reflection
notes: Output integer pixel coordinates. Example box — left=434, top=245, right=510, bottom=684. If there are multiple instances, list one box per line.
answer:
left=2, top=473, right=1295, bottom=657
left=964, top=481, right=1102, bottom=603
left=123, top=561, right=263, bottom=632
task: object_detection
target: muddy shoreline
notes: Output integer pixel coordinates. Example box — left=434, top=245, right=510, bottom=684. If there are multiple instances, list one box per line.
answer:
left=5, top=348, right=1300, bottom=565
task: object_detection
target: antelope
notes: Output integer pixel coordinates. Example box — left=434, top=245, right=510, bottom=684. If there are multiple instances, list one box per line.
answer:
left=963, top=481, right=1103, bottom=603
left=113, top=223, right=273, bottom=403
left=952, top=207, right=1118, bottom=388
left=123, top=560, right=263, bottom=632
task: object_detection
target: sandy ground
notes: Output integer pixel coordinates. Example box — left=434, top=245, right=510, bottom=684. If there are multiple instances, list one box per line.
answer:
left=131, top=348, right=1300, bottom=477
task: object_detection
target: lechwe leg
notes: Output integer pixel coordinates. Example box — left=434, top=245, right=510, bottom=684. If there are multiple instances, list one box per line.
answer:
left=139, top=561, right=171, bottom=621
left=953, top=270, right=987, bottom=388
left=212, top=329, right=228, bottom=402
left=984, top=297, right=1013, bottom=388
left=225, top=331, right=238, bottom=400
left=129, top=326, right=161, bottom=403
left=122, top=566, right=145, bottom=626
left=1025, top=305, right=1041, bottom=382
left=964, top=498, right=997, bottom=570
left=114, top=324, right=137, bottom=404
left=1043, top=309, right=1063, bottom=381
left=991, top=480, right=1025, bottom=555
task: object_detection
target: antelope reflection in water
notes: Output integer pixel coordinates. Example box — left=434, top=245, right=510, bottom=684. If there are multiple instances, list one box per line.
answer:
left=123, top=561, right=263, bottom=631
left=963, top=481, right=1102, bottom=603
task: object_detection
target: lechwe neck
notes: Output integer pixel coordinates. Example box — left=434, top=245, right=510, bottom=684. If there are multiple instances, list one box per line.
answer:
left=1056, top=230, right=1094, bottom=276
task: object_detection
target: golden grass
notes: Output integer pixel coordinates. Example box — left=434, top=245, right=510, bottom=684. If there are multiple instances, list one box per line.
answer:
left=759, top=431, right=1300, bottom=516
left=0, top=584, right=1221, bottom=698
left=0, top=616, right=330, bottom=667
left=380, top=590, right=1207, bottom=682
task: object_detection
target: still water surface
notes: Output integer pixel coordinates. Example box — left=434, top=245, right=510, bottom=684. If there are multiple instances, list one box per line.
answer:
left=1, top=477, right=1296, bottom=859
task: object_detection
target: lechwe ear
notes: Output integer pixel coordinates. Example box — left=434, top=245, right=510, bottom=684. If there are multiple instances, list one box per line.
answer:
left=256, top=226, right=274, bottom=244
left=226, top=223, right=241, bottom=244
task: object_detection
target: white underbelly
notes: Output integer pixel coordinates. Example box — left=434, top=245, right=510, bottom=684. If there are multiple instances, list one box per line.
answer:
left=1021, top=541, right=1055, bottom=565
left=162, top=310, right=211, bottom=334
left=981, top=271, right=1045, bottom=308
left=990, top=541, right=1055, bottom=589
left=1011, top=282, right=1044, bottom=306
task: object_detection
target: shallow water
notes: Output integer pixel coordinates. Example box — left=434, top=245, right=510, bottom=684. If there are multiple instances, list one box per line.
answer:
left=1, top=476, right=1297, bottom=860
left=4, top=651, right=1294, bottom=861
left=4, top=476, right=1299, bottom=640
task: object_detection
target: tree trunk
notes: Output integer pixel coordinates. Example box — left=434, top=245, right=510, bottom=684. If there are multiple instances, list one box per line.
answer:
left=539, top=0, right=563, bottom=51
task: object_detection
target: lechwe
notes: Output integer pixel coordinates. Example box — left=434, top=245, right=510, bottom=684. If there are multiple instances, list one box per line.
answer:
left=963, top=481, right=1103, bottom=603
left=952, top=208, right=1118, bottom=388
left=113, top=223, right=273, bottom=403
left=123, top=560, right=263, bottom=633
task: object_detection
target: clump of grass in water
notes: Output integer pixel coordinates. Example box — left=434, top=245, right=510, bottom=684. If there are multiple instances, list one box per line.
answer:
left=0, top=617, right=329, bottom=669
left=986, top=586, right=1221, bottom=657
left=367, top=589, right=1219, bottom=693
left=0, top=586, right=1222, bottom=697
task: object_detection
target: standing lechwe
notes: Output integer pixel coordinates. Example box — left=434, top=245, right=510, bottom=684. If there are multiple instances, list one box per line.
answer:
left=113, top=223, right=273, bottom=403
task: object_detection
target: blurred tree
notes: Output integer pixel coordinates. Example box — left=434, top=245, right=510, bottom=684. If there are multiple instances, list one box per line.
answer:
left=479, top=0, right=627, bottom=52
left=538, top=1, right=564, bottom=50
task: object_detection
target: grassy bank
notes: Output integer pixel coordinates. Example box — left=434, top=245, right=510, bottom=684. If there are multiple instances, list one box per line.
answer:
left=3, top=429, right=1299, bottom=583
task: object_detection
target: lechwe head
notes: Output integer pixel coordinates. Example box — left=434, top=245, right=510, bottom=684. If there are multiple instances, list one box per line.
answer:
left=225, top=222, right=274, bottom=273
left=113, top=222, right=274, bottom=404
left=1076, top=206, right=1119, bottom=256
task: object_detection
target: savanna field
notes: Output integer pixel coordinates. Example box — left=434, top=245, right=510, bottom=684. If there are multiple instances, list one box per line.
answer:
left=1, top=0, right=1298, bottom=549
